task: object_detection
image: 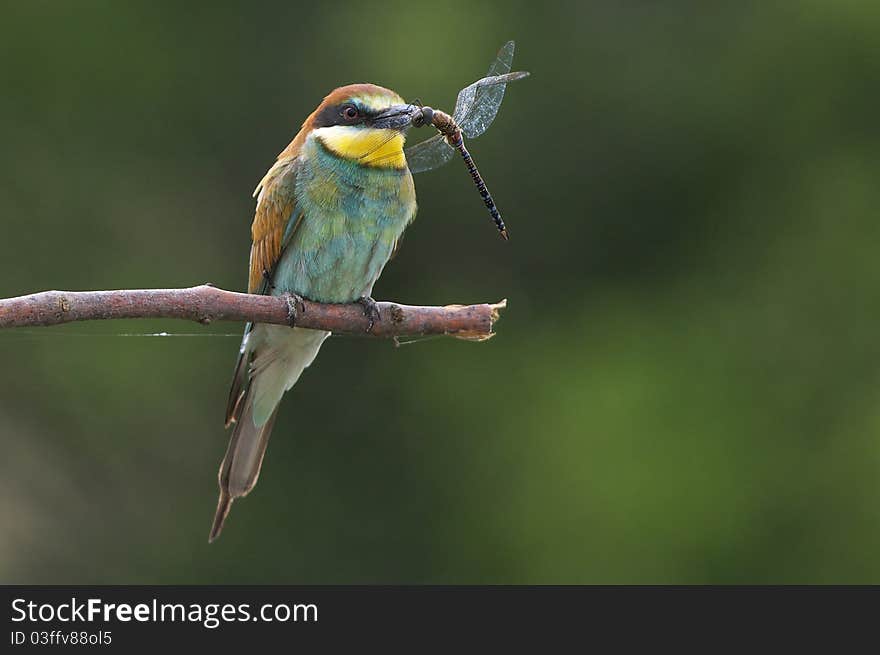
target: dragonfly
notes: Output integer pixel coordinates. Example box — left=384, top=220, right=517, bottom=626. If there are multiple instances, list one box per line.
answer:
left=405, top=40, right=529, bottom=239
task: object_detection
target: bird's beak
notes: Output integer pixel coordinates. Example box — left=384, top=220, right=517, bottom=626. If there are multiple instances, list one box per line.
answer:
left=369, top=104, right=418, bottom=131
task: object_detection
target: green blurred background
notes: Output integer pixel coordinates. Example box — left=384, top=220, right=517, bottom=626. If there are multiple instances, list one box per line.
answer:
left=2, top=0, right=879, bottom=583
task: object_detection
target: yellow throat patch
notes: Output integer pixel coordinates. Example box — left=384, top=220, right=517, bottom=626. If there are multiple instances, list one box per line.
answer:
left=313, top=126, right=406, bottom=168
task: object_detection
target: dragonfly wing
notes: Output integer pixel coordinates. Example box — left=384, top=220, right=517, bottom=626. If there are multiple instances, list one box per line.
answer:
left=404, top=40, right=527, bottom=173
left=487, top=39, right=516, bottom=78
left=453, top=71, right=529, bottom=139
left=454, top=40, right=516, bottom=138
left=404, top=133, right=456, bottom=174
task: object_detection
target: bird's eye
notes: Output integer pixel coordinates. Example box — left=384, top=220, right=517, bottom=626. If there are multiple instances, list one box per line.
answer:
left=342, top=105, right=359, bottom=120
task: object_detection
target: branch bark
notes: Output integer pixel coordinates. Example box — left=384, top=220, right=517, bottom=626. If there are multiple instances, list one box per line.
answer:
left=0, top=285, right=506, bottom=340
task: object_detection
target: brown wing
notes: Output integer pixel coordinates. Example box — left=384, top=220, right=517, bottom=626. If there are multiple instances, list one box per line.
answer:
left=226, top=152, right=303, bottom=425
left=248, top=155, right=301, bottom=293
left=227, top=122, right=314, bottom=424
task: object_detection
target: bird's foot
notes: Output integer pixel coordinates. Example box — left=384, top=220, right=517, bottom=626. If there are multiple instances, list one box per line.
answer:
left=357, top=296, right=381, bottom=333
left=284, top=292, right=307, bottom=326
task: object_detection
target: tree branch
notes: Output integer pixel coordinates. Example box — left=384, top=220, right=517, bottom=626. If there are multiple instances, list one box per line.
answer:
left=0, top=285, right=506, bottom=340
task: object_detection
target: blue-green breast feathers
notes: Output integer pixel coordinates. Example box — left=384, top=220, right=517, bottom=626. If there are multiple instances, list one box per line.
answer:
left=271, top=134, right=417, bottom=303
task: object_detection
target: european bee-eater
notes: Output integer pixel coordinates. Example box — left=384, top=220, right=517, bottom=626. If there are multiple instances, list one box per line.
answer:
left=210, top=84, right=418, bottom=542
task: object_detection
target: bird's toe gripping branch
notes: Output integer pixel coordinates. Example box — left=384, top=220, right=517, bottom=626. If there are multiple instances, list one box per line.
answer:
left=284, top=292, right=307, bottom=326
left=357, top=295, right=381, bottom=333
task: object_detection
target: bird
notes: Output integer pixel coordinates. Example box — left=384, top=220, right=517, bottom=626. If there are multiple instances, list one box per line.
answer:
left=209, top=84, right=419, bottom=542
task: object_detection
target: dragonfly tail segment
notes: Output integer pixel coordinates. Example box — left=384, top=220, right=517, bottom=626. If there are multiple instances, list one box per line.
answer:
left=412, top=106, right=509, bottom=240
left=455, top=137, right=509, bottom=240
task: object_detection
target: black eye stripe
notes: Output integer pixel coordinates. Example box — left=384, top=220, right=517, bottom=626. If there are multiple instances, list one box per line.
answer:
left=314, top=102, right=367, bottom=128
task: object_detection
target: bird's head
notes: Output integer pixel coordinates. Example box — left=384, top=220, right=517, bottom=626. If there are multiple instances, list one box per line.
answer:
left=301, top=83, right=415, bottom=169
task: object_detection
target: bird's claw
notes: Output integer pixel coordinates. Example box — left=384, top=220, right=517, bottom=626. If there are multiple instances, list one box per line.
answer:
left=284, top=292, right=307, bottom=326
left=357, top=296, right=381, bottom=333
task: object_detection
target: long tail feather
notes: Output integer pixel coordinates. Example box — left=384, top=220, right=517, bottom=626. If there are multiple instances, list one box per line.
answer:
left=209, top=398, right=280, bottom=542
left=210, top=325, right=328, bottom=542
left=209, top=491, right=233, bottom=543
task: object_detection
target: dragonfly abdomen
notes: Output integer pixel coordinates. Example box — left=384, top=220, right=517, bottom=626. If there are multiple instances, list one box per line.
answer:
left=455, top=139, right=508, bottom=239
left=416, top=106, right=509, bottom=240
